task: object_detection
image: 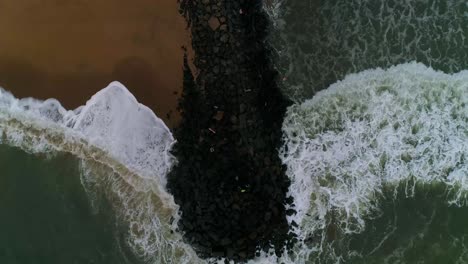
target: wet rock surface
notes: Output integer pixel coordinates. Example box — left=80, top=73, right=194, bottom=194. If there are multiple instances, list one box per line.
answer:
left=168, top=0, right=296, bottom=261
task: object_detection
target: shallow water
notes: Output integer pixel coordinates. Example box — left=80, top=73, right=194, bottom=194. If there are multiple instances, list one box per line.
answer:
left=0, top=83, right=202, bottom=264
left=0, top=145, right=131, bottom=263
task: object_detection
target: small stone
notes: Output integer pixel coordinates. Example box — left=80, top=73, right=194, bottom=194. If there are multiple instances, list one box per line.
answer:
left=208, top=231, right=219, bottom=241
left=264, top=212, right=272, bottom=221
left=208, top=204, right=216, bottom=212
left=220, top=24, right=228, bottom=31
left=183, top=221, right=193, bottom=230
left=239, top=114, right=246, bottom=128
left=213, top=111, right=224, bottom=121
left=220, top=237, right=232, bottom=246
left=236, top=238, right=245, bottom=245
left=220, top=34, right=229, bottom=43
left=239, top=103, right=246, bottom=113
left=208, top=16, right=220, bottom=30
left=256, top=139, right=265, bottom=148
left=230, top=115, right=238, bottom=124
left=286, top=208, right=296, bottom=216
left=271, top=206, right=279, bottom=215
left=227, top=248, right=235, bottom=258
left=291, top=220, right=299, bottom=228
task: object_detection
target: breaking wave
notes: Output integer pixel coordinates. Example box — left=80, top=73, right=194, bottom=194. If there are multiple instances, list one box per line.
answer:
left=0, top=82, right=202, bottom=263
left=278, top=62, right=467, bottom=263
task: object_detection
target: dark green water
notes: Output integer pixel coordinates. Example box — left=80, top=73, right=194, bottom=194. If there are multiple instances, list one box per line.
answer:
left=348, top=184, right=468, bottom=264
left=272, top=0, right=468, bottom=261
left=293, top=182, right=468, bottom=264
left=0, top=144, right=131, bottom=264
left=271, top=0, right=468, bottom=101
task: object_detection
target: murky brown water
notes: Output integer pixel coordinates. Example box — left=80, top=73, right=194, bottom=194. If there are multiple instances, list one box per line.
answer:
left=0, top=0, right=190, bottom=128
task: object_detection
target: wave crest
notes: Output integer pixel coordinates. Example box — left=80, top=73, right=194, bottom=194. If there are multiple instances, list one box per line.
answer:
left=0, top=82, right=202, bottom=263
left=280, top=62, right=468, bottom=262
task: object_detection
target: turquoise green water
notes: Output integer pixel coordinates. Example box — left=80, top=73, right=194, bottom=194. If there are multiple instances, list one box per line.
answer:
left=0, top=144, right=134, bottom=264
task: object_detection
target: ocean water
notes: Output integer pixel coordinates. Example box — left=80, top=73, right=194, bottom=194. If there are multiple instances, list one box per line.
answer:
left=278, top=63, right=468, bottom=263
left=0, top=83, right=202, bottom=263
left=1, top=0, right=467, bottom=263
left=0, top=145, right=128, bottom=263
left=267, top=0, right=468, bottom=101
left=263, top=0, right=468, bottom=263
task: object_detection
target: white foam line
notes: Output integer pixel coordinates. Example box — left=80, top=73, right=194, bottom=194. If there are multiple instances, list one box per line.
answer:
left=0, top=81, right=175, bottom=186
left=0, top=82, right=203, bottom=263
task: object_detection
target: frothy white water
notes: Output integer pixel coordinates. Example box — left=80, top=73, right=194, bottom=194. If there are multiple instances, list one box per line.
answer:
left=278, top=62, right=467, bottom=263
left=2, top=64, right=465, bottom=263
left=1, top=81, right=174, bottom=185
left=70, top=83, right=175, bottom=186
left=0, top=82, right=203, bottom=263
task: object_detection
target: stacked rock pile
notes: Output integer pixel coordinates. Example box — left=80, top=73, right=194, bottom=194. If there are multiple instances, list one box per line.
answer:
left=168, top=0, right=296, bottom=261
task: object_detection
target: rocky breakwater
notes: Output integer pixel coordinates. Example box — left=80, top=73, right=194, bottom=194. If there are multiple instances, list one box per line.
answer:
left=167, top=0, right=296, bottom=261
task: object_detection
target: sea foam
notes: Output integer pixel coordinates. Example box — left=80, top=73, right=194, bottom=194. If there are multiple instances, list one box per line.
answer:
left=279, top=62, right=467, bottom=263
left=0, top=82, right=202, bottom=263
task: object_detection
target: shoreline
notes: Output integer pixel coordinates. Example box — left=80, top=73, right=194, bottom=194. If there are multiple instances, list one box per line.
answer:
left=168, top=0, right=295, bottom=261
left=0, top=0, right=189, bottom=128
